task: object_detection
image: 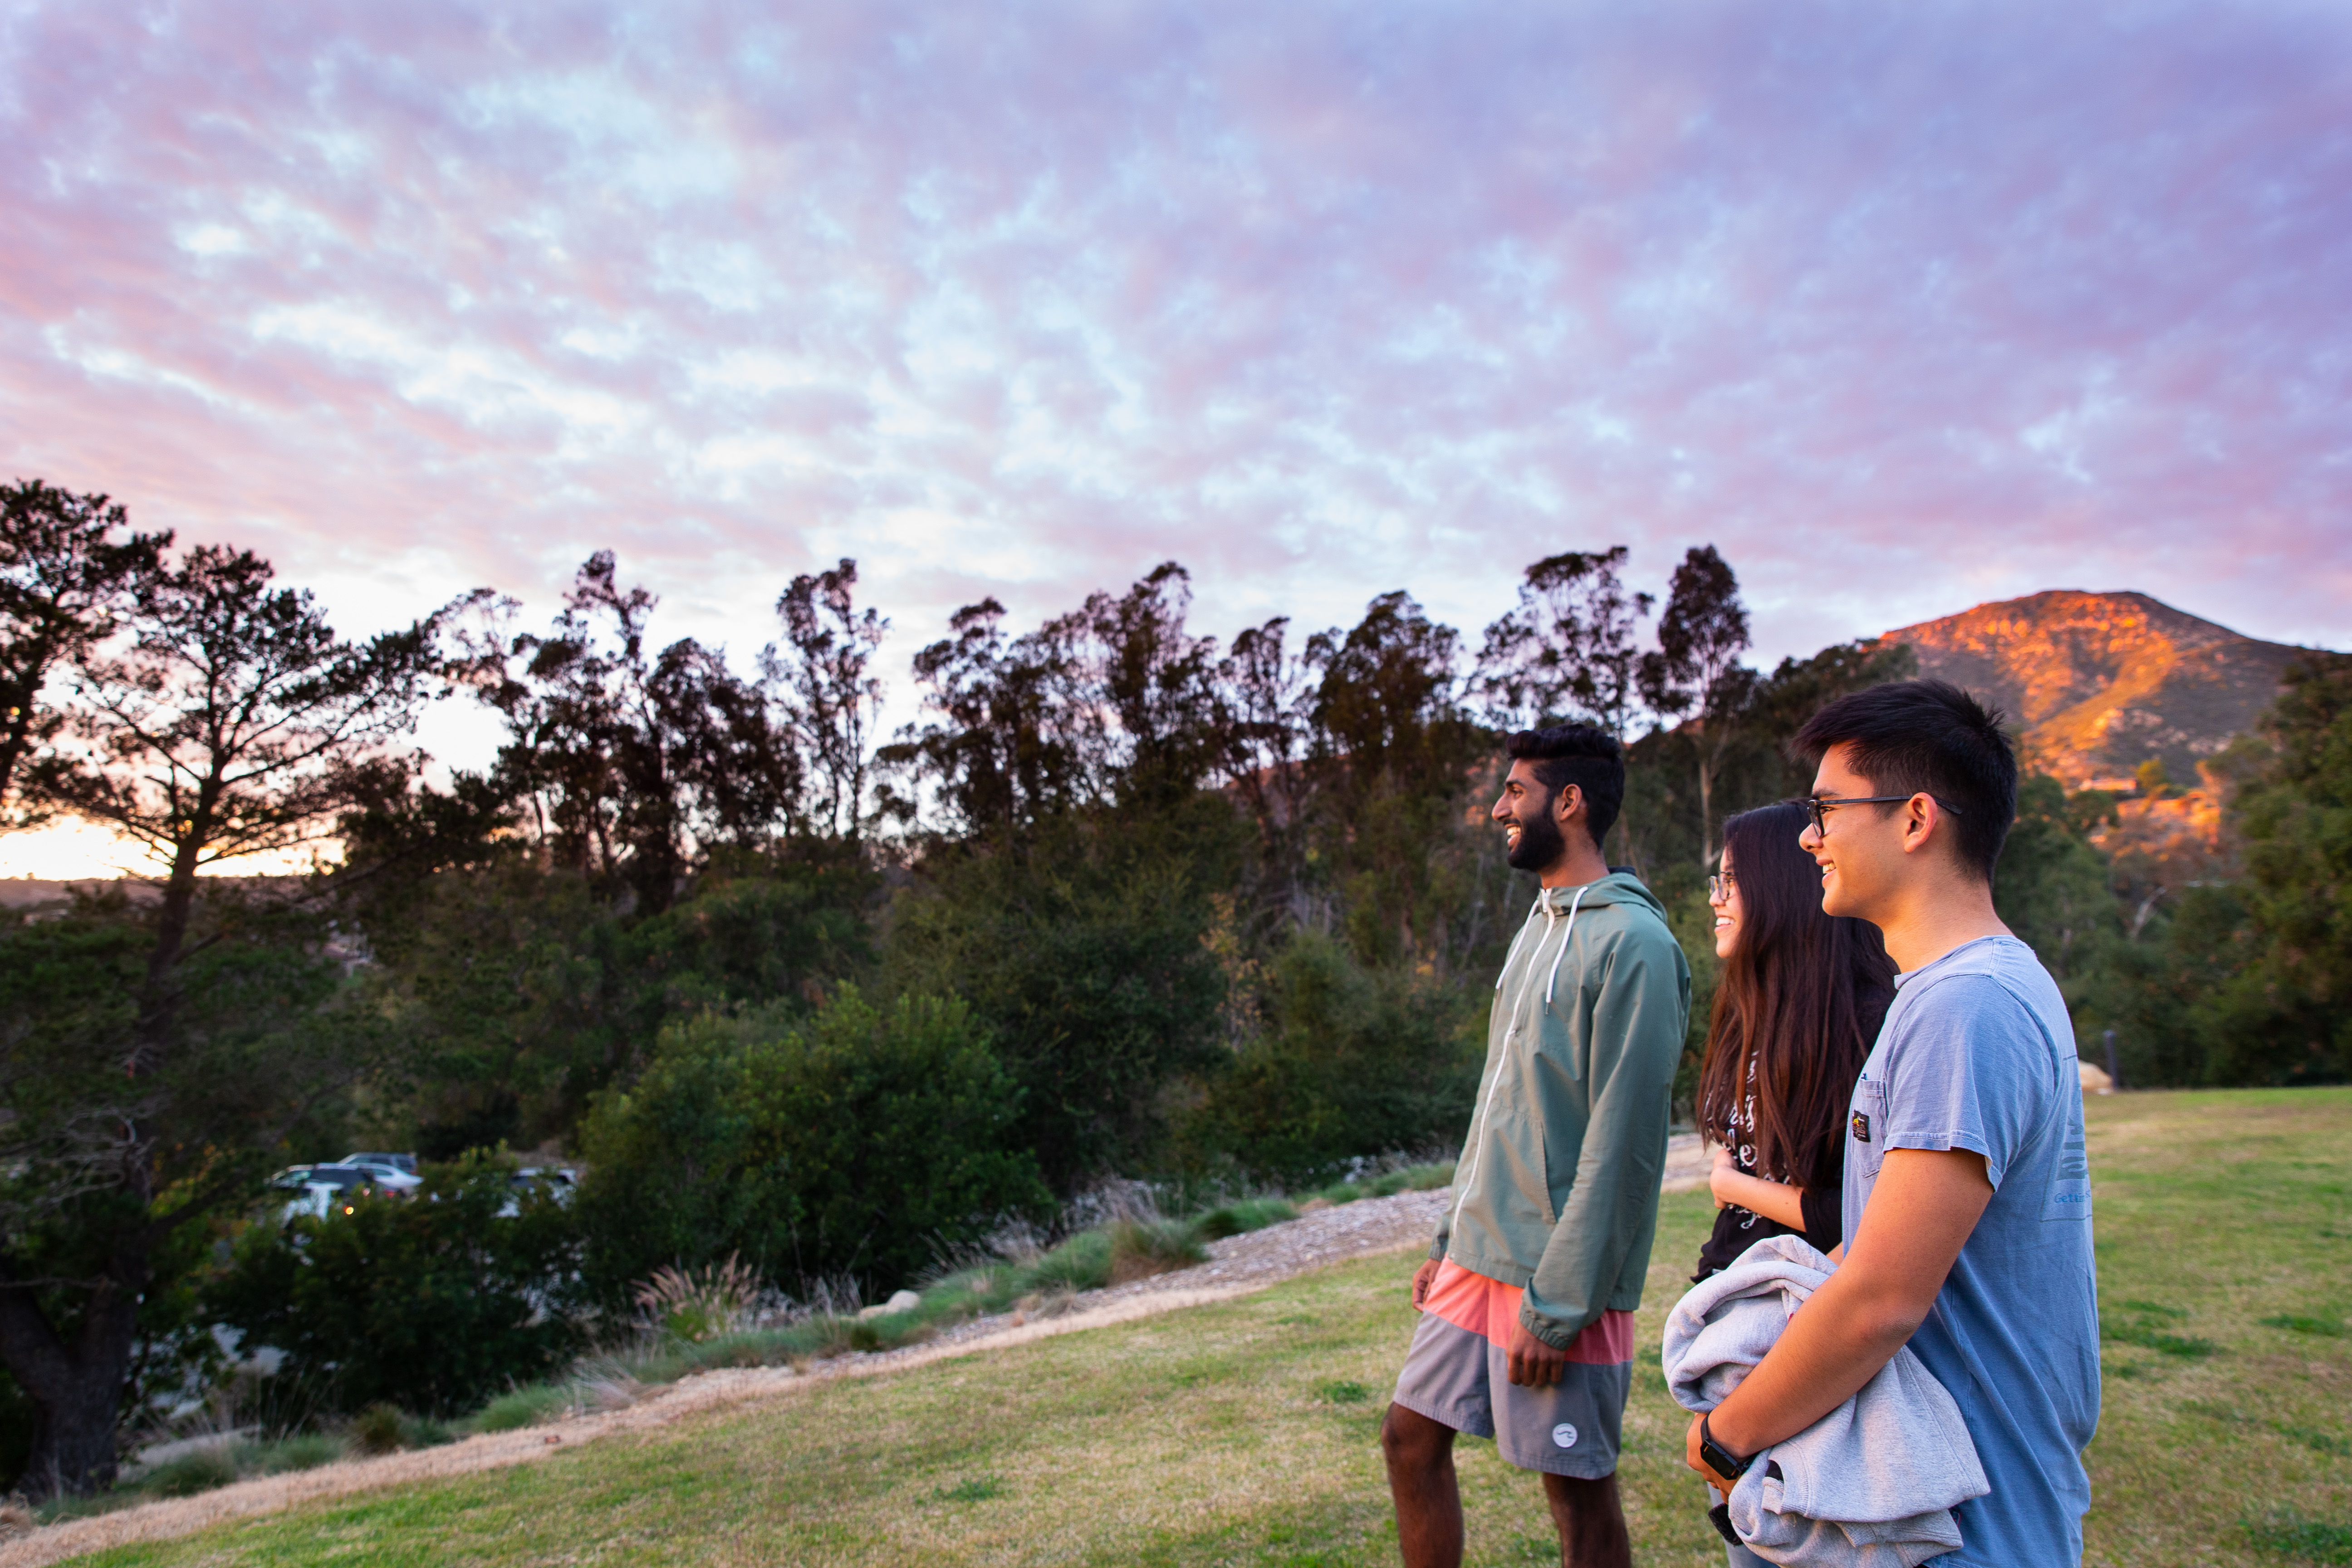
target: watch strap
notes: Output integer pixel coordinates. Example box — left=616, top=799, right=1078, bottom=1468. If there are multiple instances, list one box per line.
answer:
left=1699, top=1412, right=1757, bottom=1481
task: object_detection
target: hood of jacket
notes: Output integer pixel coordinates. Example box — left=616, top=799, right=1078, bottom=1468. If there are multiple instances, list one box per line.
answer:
left=1487, top=870, right=1674, bottom=1009
left=1519, top=870, right=1671, bottom=925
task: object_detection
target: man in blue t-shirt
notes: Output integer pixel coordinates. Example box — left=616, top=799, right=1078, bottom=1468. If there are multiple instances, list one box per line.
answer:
left=1684, top=679, right=2100, bottom=1566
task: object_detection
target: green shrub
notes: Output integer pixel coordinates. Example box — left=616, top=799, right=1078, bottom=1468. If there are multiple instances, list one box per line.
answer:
left=33, top=1490, right=145, bottom=1525
left=471, top=1383, right=573, bottom=1432
left=1311, top=1160, right=1455, bottom=1208
left=205, top=1153, right=584, bottom=1419
left=881, top=810, right=1237, bottom=1190
left=1196, top=1197, right=1297, bottom=1238
left=1177, top=932, right=1482, bottom=1184
left=139, top=1444, right=245, bottom=1497
left=1404, top=1161, right=1455, bottom=1190
left=575, top=987, right=1052, bottom=1299
left=351, top=1404, right=406, bottom=1455
left=367, top=857, right=876, bottom=1162
left=799, top=1317, right=861, bottom=1359
left=634, top=1255, right=760, bottom=1343
left=122, top=1431, right=349, bottom=1503
left=670, top=1333, right=759, bottom=1371
left=1107, top=1219, right=1207, bottom=1283
left=1023, top=1230, right=1113, bottom=1294
left=1346, top=1161, right=1453, bottom=1202
left=402, top=1414, right=457, bottom=1448
left=258, top=1433, right=345, bottom=1474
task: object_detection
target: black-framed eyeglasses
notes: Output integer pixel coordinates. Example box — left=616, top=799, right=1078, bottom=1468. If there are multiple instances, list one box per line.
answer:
left=1707, top=871, right=1736, bottom=902
left=1798, top=794, right=1964, bottom=838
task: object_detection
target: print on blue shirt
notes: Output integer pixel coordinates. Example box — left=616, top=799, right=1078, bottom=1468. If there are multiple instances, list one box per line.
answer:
left=2042, top=1124, right=2092, bottom=1222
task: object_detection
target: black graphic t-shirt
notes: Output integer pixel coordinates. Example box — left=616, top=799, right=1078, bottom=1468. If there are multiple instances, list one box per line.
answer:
left=1690, top=984, right=1890, bottom=1281
left=1690, top=1123, right=1845, bottom=1279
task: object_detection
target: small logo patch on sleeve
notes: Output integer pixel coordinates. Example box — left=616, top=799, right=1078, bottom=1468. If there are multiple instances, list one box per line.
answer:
left=1851, top=1110, right=1871, bottom=1144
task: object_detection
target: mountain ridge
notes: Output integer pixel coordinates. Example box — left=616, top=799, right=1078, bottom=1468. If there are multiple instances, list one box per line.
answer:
left=1868, top=589, right=2316, bottom=787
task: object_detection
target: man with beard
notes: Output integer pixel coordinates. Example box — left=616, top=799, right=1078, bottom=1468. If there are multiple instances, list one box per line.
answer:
left=1382, top=724, right=1691, bottom=1568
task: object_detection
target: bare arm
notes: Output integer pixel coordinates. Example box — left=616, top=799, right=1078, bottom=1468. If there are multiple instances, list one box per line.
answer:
left=1686, top=1147, right=1992, bottom=1480
left=1710, top=1146, right=1808, bottom=1230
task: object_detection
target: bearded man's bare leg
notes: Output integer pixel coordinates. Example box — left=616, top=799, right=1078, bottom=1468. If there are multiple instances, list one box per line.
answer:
left=1384, top=1403, right=1631, bottom=1568
left=1541, top=1470, right=1632, bottom=1568
left=1380, top=1402, right=1464, bottom=1568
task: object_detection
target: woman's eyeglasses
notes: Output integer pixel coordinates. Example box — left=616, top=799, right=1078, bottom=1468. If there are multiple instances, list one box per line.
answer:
left=1798, top=794, right=1964, bottom=838
left=1706, top=871, right=1735, bottom=902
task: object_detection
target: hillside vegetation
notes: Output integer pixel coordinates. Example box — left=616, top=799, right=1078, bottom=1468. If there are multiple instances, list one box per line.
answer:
left=35, top=1090, right=2352, bottom=1568
left=5, top=477, right=2346, bottom=1500
left=1876, top=589, right=2306, bottom=789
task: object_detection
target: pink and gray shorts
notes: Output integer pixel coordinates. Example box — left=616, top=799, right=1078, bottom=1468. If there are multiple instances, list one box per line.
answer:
left=1390, top=1258, right=1634, bottom=1479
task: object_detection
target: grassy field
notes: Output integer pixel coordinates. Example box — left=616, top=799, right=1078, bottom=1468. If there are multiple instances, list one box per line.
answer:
left=56, top=1088, right=2352, bottom=1567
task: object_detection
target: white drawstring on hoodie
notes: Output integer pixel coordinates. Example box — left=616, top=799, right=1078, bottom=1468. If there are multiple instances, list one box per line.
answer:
left=1542, top=885, right=1589, bottom=1005
left=1452, top=885, right=1590, bottom=1234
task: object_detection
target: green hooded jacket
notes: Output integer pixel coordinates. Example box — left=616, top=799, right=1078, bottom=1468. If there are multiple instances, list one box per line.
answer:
left=1431, top=872, right=1692, bottom=1348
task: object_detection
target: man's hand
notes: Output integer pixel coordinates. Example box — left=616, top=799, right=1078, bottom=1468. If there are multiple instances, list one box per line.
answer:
left=1506, top=1320, right=1568, bottom=1387
left=1411, top=1258, right=1440, bottom=1309
left=1693, top=1147, right=1993, bottom=1467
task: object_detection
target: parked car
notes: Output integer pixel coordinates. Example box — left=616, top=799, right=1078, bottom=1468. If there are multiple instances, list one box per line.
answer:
left=338, top=1151, right=418, bottom=1176
left=497, top=1166, right=577, bottom=1218
left=268, top=1162, right=419, bottom=1223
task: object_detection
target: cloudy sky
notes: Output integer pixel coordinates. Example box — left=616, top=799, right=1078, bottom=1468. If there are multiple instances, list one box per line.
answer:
left=5, top=0, right=2350, bottom=870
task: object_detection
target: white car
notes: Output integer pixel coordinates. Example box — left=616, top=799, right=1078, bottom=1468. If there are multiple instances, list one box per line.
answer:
left=339, top=1161, right=424, bottom=1192
left=497, top=1166, right=577, bottom=1218
left=338, top=1151, right=418, bottom=1176
left=269, top=1163, right=419, bottom=1223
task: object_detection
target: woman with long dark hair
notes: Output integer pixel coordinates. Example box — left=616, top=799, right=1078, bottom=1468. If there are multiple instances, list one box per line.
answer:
left=1689, top=802, right=1896, bottom=1566
left=1693, top=800, right=1896, bottom=1279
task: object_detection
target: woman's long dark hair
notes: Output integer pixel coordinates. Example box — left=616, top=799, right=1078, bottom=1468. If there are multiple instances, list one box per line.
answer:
left=1698, top=801, right=1896, bottom=1188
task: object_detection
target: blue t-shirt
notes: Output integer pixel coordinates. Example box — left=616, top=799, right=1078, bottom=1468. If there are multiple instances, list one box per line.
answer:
left=1842, top=936, right=2101, bottom=1566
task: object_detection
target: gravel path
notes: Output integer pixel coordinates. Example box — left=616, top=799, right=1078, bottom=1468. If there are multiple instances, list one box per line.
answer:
left=870, top=1130, right=1704, bottom=1367
left=0, top=1142, right=1717, bottom=1566
left=881, top=1183, right=1459, bottom=1359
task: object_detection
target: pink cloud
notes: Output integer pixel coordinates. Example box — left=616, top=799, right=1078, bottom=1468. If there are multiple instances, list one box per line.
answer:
left=0, top=0, right=2346, bottom=720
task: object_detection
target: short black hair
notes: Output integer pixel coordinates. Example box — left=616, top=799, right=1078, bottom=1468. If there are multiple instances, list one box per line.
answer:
left=1794, top=679, right=2018, bottom=883
left=1504, top=724, right=1624, bottom=852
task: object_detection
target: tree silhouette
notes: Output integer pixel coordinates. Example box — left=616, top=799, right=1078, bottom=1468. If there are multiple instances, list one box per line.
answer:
left=4, top=542, right=438, bottom=1496
left=767, top=559, right=888, bottom=839
left=451, top=553, right=801, bottom=909
left=0, top=481, right=170, bottom=824
left=1475, top=546, right=1654, bottom=738
left=1639, top=545, right=1754, bottom=868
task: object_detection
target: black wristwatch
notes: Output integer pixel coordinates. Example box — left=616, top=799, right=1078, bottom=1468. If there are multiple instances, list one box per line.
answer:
left=1698, top=1412, right=1758, bottom=1483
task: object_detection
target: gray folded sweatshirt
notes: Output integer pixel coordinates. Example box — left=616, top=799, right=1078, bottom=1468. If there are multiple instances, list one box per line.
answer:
left=1662, top=1235, right=1989, bottom=1568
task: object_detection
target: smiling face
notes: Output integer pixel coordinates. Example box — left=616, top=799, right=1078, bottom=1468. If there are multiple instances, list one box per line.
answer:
left=1709, top=847, right=1743, bottom=959
left=1493, top=759, right=1572, bottom=874
left=1802, top=742, right=1907, bottom=921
